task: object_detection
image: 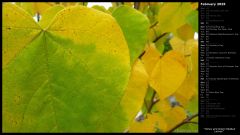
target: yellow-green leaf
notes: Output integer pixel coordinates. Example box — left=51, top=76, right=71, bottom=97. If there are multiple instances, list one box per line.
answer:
left=157, top=2, right=193, bottom=33
left=39, top=5, right=64, bottom=29
left=3, top=4, right=42, bottom=69
left=3, top=4, right=131, bottom=132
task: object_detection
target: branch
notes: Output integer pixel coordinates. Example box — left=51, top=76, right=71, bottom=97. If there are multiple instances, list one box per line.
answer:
left=150, top=21, right=159, bottom=29
left=153, top=33, right=167, bottom=43
left=138, top=51, right=145, bottom=59
left=147, top=91, right=156, bottom=113
left=167, top=113, right=198, bottom=133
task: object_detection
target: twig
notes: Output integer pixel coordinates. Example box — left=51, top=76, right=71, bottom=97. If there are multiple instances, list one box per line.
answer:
left=167, top=113, right=198, bottom=133
left=138, top=51, right=146, bottom=59
left=153, top=33, right=167, bottom=43
left=150, top=21, right=159, bottom=29
left=147, top=91, right=156, bottom=113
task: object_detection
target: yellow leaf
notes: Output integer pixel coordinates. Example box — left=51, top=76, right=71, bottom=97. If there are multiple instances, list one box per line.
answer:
left=155, top=99, right=172, bottom=113
left=191, top=44, right=198, bottom=88
left=170, top=36, right=185, bottom=54
left=147, top=113, right=168, bottom=132
left=170, top=36, right=197, bottom=56
left=120, top=59, right=148, bottom=122
left=174, top=75, right=196, bottom=107
left=157, top=2, right=193, bottom=33
left=150, top=51, right=187, bottom=100
left=2, top=3, right=42, bottom=69
left=16, top=2, right=54, bottom=16
left=141, top=43, right=161, bottom=75
left=163, top=106, right=187, bottom=131
left=129, top=119, right=155, bottom=133
left=129, top=113, right=168, bottom=133
left=34, top=2, right=54, bottom=14
left=39, top=5, right=64, bottom=29
left=177, top=24, right=195, bottom=41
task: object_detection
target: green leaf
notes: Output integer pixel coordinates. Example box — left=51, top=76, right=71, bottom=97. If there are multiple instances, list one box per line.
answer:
left=112, top=6, right=150, bottom=65
left=187, top=10, right=198, bottom=32
left=3, top=4, right=131, bottom=132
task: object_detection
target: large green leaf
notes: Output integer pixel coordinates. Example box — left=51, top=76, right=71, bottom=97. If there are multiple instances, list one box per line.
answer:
left=112, top=6, right=150, bottom=65
left=3, top=4, right=132, bottom=132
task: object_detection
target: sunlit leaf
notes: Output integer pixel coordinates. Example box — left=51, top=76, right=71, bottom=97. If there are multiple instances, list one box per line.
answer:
left=149, top=51, right=187, bottom=100
left=141, top=43, right=161, bottom=75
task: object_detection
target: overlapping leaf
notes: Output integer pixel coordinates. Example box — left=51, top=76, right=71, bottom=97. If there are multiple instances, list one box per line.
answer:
left=149, top=51, right=187, bottom=100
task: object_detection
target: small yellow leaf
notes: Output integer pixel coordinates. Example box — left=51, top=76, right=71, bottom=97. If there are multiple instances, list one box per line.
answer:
left=141, top=43, right=161, bottom=75
left=177, top=24, right=195, bottom=41
left=150, top=51, right=187, bottom=100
